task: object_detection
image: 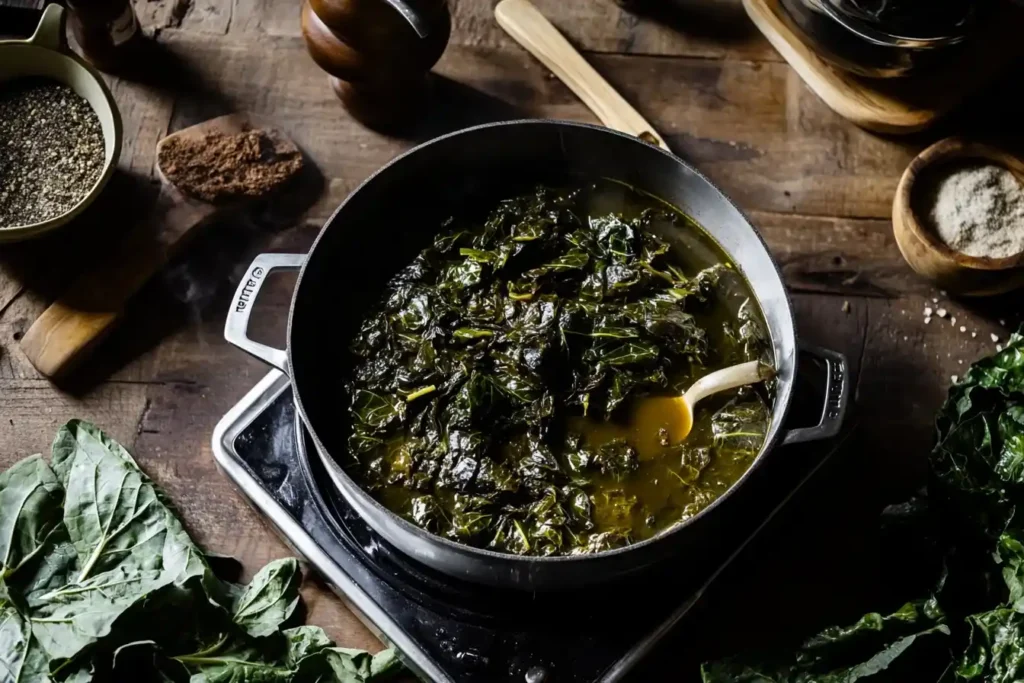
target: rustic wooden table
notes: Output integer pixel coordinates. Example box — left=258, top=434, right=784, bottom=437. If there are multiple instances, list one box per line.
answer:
left=2, top=1, right=1022, bottom=679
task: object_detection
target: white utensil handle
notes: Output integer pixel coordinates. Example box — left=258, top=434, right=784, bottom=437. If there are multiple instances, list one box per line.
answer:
left=683, top=361, right=769, bottom=407
left=494, top=0, right=669, bottom=151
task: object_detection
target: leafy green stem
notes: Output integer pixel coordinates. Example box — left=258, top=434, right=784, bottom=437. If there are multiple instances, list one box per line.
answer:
left=405, top=385, right=437, bottom=402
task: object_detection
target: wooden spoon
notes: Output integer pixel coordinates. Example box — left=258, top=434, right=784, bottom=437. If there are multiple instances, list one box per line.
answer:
left=494, top=0, right=669, bottom=151
left=20, top=114, right=302, bottom=379
left=632, top=361, right=775, bottom=445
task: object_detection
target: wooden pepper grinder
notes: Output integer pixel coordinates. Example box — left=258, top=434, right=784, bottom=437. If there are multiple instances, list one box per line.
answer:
left=65, top=0, right=143, bottom=73
left=301, top=0, right=450, bottom=130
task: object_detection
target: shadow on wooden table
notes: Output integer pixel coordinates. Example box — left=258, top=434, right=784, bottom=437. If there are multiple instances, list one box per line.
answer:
left=109, top=36, right=235, bottom=115
left=397, top=74, right=528, bottom=143
left=0, top=170, right=158, bottom=304
left=56, top=176, right=323, bottom=397
left=909, top=54, right=1024, bottom=156
left=948, top=291, right=1024, bottom=338
left=615, top=0, right=760, bottom=46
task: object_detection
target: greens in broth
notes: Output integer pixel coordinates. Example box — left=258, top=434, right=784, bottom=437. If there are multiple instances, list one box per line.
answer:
left=345, top=182, right=774, bottom=557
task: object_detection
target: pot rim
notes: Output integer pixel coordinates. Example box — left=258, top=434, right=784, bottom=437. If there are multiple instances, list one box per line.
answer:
left=287, top=119, right=799, bottom=567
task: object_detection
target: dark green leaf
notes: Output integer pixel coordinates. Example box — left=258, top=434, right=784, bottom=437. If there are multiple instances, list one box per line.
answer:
left=0, top=455, right=63, bottom=582
left=998, top=531, right=1024, bottom=613
left=346, top=184, right=770, bottom=556
left=958, top=608, right=1024, bottom=681
left=701, top=599, right=949, bottom=683
left=29, top=421, right=208, bottom=662
left=0, top=421, right=402, bottom=683
left=591, top=439, right=639, bottom=480
left=712, top=393, right=770, bottom=455
left=0, top=588, right=49, bottom=683
left=282, top=626, right=333, bottom=666
left=294, top=646, right=402, bottom=683
left=232, top=558, right=301, bottom=639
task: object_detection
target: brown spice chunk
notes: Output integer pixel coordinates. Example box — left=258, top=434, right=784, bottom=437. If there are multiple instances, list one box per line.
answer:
left=157, top=128, right=302, bottom=203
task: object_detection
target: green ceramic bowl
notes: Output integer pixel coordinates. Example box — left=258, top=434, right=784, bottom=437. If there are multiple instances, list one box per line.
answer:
left=0, top=5, right=122, bottom=243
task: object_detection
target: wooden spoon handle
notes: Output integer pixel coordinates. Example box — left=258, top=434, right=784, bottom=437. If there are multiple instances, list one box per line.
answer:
left=683, top=361, right=772, bottom=407
left=19, top=186, right=216, bottom=379
left=494, top=0, right=669, bottom=151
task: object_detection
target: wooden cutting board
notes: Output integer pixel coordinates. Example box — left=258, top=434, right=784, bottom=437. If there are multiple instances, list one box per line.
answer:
left=743, top=0, right=1024, bottom=134
left=20, top=114, right=301, bottom=379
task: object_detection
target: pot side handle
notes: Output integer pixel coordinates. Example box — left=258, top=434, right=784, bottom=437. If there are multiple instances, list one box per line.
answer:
left=224, top=253, right=305, bottom=374
left=780, top=344, right=849, bottom=446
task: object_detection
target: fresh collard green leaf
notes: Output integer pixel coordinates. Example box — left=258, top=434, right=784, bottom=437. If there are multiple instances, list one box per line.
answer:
left=701, top=599, right=949, bottom=683
left=0, top=423, right=402, bottom=683
left=177, top=645, right=294, bottom=683
left=0, top=588, right=49, bottom=683
left=232, top=559, right=301, bottom=638
left=49, top=421, right=205, bottom=583
left=28, top=421, right=207, bottom=662
left=177, top=630, right=399, bottom=683
left=0, top=455, right=63, bottom=582
left=957, top=608, right=1024, bottom=681
left=282, top=626, right=333, bottom=667
left=293, top=646, right=402, bottom=683
left=285, top=628, right=402, bottom=682
left=931, top=333, right=1024, bottom=545
left=998, top=531, right=1024, bottom=613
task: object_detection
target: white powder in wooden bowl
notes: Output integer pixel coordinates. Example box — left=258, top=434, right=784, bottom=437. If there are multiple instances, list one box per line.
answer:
left=927, top=163, right=1024, bottom=259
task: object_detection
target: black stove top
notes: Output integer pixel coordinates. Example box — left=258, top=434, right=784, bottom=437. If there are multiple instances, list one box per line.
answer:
left=214, top=371, right=843, bottom=683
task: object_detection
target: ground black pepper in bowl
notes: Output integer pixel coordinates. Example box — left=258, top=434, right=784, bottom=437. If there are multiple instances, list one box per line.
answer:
left=0, top=78, right=105, bottom=229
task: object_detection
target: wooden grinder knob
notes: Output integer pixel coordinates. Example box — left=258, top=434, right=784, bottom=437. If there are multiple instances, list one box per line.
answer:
left=301, top=0, right=450, bottom=129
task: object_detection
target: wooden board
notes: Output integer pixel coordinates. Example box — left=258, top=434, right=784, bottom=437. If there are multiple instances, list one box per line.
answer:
left=743, top=0, right=1024, bottom=133
left=19, top=114, right=300, bottom=379
left=2, top=0, right=1024, bottom=674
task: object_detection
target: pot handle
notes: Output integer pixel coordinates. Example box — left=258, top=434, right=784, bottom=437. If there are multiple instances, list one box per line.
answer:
left=224, top=253, right=305, bottom=373
left=29, top=5, right=67, bottom=51
left=780, top=344, right=849, bottom=446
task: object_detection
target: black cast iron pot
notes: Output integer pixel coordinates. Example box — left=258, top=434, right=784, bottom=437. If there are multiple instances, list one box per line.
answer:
left=224, top=120, right=850, bottom=591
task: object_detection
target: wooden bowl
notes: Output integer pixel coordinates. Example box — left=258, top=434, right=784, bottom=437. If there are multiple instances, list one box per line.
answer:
left=893, top=137, right=1024, bottom=296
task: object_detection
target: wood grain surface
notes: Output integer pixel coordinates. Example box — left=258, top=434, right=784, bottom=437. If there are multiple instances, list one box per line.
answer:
left=18, top=114, right=302, bottom=379
left=2, top=0, right=1023, bottom=679
left=495, top=0, right=669, bottom=149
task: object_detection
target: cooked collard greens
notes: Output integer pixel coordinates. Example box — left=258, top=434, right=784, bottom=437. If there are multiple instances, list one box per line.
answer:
left=345, top=184, right=773, bottom=557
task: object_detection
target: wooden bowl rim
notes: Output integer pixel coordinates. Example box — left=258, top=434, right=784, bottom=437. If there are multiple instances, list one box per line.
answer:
left=895, top=137, right=1024, bottom=272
